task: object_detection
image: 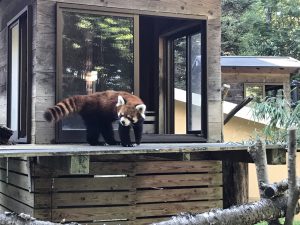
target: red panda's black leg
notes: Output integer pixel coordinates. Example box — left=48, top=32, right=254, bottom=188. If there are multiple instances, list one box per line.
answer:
left=101, top=122, right=119, bottom=145
left=83, top=118, right=102, bottom=146
left=118, top=124, right=133, bottom=147
left=133, top=119, right=144, bottom=145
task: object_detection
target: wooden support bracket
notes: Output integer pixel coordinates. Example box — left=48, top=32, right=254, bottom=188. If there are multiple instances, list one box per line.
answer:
left=26, top=157, right=33, bottom=192
left=70, top=155, right=90, bottom=174
left=182, top=152, right=191, bottom=161
left=5, top=158, right=8, bottom=184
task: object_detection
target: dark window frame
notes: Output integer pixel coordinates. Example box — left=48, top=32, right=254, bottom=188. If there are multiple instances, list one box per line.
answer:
left=56, top=4, right=139, bottom=143
left=164, top=23, right=207, bottom=140
left=7, top=6, right=32, bottom=143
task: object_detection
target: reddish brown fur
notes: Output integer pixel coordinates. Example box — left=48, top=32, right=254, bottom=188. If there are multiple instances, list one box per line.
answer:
left=44, top=90, right=144, bottom=123
left=44, top=90, right=145, bottom=146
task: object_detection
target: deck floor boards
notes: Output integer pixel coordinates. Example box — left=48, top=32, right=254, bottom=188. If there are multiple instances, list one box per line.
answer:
left=0, top=143, right=283, bottom=158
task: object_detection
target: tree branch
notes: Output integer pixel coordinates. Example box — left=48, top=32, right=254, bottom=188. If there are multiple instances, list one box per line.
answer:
left=284, top=128, right=299, bottom=225
left=0, top=212, right=78, bottom=225
left=151, top=197, right=288, bottom=225
left=248, top=140, right=269, bottom=197
left=248, top=140, right=281, bottom=225
left=262, top=179, right=288, bottom=198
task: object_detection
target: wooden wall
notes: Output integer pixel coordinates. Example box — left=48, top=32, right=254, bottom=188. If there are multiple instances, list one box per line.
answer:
left=0, top=0, right=35, bottom=126
left=0, top=158, right=35, bottom=215
left=0, top=0, right=37, bottom=137
left=0, top=156, right=223, bottom=224
left=0, top=0, right=222, bottom=143
left=33, top=0, right=222, bottom=143
left=222, top=71, right=291, bottom=104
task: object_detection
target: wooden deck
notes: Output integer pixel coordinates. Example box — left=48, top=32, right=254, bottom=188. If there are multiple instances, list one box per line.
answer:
left=0, top=143, right=285, bottom=159
left=0, top=143, right=286, bottom=224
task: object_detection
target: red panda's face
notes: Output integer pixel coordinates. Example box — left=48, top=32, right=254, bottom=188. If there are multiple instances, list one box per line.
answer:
left=116, top=95, right=146, bottom=126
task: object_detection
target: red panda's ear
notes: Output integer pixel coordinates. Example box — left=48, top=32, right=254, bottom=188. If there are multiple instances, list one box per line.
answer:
left=116, top=95, right=125, bottom=107
left=136, top=104, right=146, bottom=119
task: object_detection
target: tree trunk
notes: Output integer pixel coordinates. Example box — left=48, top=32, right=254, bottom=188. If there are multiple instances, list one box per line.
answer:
left=0, top=213, right=77, bottom=225
left=152, top=197, right=287, bottom=225
left=284, top=128, right=299, bottom=225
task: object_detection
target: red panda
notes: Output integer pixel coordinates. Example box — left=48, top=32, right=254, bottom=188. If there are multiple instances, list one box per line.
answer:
left=44, top=90, right=146, bottom=147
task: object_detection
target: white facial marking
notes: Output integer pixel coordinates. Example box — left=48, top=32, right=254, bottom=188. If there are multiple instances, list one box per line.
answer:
left=132, top=117, right=138, bottom=123
left=116, top=95, right=125, bottom=107
left=120, top=117, right=131, bottom=126
left=136, top=104, right=146, bottom=119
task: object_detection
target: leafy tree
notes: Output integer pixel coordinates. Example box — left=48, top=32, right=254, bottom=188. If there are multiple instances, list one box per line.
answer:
left=222, top=0, right=300, bottom=60
left=251, top=91, right=300, bottom=144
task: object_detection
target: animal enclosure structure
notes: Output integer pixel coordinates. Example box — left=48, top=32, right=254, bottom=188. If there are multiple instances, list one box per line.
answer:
left=0, top=0, right=283, bottom=224
left=0, top=143, right=285, bottom=224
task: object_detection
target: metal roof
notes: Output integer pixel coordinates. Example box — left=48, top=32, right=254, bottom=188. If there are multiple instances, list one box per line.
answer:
left=221, top=56, right=300, bottom=69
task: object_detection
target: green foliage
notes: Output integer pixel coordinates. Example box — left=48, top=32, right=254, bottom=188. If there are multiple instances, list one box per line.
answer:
left=251, top=91, right=300, bottom=144
left=222, top=0, right=300, bottom=59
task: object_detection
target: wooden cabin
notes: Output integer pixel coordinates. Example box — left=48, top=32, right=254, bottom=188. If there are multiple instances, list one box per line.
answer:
left=0, top=1, right=285, bottom=224
left=221, top=56, right=300, bottom=142
left=220, top=56, right=300, bottom=208
left=222, top=56, right=300, bottom=104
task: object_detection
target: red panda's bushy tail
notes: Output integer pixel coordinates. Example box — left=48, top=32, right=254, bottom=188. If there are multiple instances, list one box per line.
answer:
left=44, top=96, right=82, bottom=122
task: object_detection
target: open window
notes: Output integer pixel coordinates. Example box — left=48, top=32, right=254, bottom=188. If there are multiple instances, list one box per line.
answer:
left=7, top=7, right=32, bottom=143
left=244, top=83, right=284, bottom=101
left=56, top=3, right=207, bottom=143
left=166, top=29, right=206, bottom=136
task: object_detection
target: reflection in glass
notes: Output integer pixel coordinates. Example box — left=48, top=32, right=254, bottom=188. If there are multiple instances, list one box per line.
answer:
left=189, top=33, right=201, bottom=131
left=245, top=85, right=263, bottom=100
left=10, top=23, right=19, bottom=132
left=173, top=37, right=187, bottom=134
left=265, top=85, right=283, bottom=98
left=61, top=11, right=134, bottom=130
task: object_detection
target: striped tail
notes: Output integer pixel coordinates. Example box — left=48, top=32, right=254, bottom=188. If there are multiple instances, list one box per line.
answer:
left=44, top=96, right=79, bottom=122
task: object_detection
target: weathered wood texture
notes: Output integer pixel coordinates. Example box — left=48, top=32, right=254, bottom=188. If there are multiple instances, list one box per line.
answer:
left=0, top=0, right=37, bottom=132
left=0, top=158, right=35, bottom=216
left=222, top=72, right=291, bottom=104
left=0, top=28, right=7, bottom=126
left=0, top=156, right=223, bottom=225
left=0, top=0, right=222, bottom=143
left=32, top=0, right=221, bottom=144
left=222, top=161, right=248, bottom=208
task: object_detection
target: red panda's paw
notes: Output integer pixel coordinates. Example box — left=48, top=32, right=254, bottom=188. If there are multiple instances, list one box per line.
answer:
left=121, top=143, right=136, bottom=147
left=104, top=141, right=121, bottom=146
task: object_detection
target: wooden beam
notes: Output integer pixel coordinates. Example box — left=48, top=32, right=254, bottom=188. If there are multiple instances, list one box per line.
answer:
left=224, top=96, right=253, bottom=125
left=0, top=143, right=286, bottom=164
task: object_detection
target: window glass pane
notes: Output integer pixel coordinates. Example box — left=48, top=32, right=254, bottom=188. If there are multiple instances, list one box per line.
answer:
left=189, top=33, right=201, bottom=131
left=173, top=36, right=186, bottom=134
left=265, top=85, right=283, bottom=98
left=61, top=11, right=134, bottom=130
left=10, top=23, right=19, bottom=132
left=245, top=84, right=263, bottom=100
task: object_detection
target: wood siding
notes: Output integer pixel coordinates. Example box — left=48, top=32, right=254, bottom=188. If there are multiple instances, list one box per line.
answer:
left=0, top=156, right=223, bottom=224
left=0, top=158, right=35, bottom=216
left=0, top=0, right=222, bottom=143
left=33, top=0, right=221, bottom=143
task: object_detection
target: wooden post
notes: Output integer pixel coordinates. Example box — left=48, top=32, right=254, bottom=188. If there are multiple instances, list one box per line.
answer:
left=222, top=161, right=248, bottom=208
